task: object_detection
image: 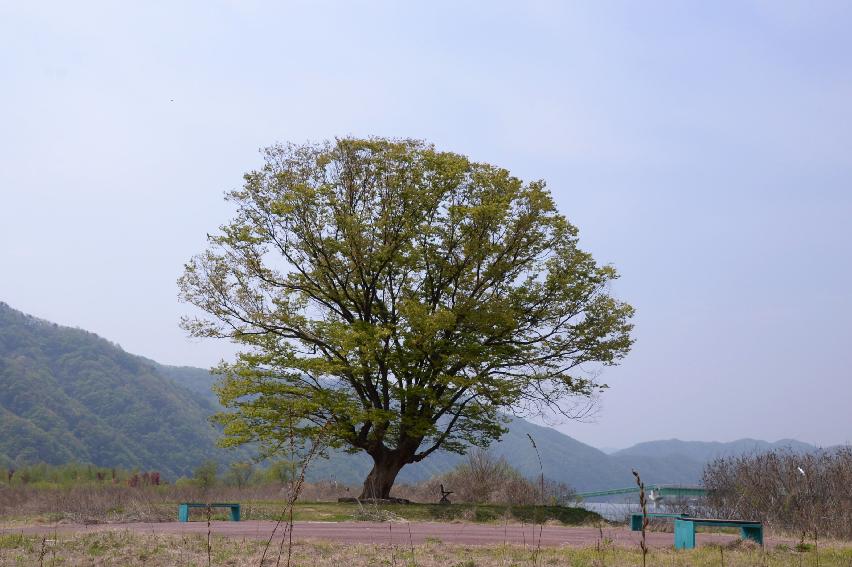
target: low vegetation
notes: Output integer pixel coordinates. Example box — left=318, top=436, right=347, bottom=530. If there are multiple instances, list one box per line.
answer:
left=0, top=488, right=599, bottom=526
left=0, top=531, right=849, bottom=566
left=0, top=459, right=596, bottom=526
left=2, top=452, right=849, bottom=567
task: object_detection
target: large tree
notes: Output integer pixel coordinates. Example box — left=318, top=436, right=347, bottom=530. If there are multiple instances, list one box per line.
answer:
left=179, top=138, right=634, bottom=499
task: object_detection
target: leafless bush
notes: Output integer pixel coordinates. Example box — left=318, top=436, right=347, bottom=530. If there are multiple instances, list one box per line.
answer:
left=541, top=478, right=576, bottom=506
left=703, top=446, right=852, bottom=540
left=399, top=449, right=574, bottom=506
left=448, top=450, right=519, bottom=503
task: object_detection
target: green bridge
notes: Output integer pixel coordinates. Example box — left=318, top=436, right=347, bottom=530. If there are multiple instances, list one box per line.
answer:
left=577, top=485, right=707, bottom=499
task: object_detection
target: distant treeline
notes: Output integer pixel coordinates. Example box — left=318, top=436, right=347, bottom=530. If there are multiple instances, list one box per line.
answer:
left=2, top=463, right=161, bottom=489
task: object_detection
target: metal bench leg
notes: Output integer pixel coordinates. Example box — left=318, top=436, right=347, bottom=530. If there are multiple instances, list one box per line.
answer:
left=674, top=519, right=696, bottom=550
left=230, top=505, right=241, bottom=522
left=630, top=514, right=642, bottom=531
left=178, top=504, right=189, bottom=523
left=740, top=526, right=763, bottom=546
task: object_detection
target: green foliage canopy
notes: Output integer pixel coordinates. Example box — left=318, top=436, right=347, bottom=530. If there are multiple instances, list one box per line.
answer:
left=179, top=138, right=634, bottom=496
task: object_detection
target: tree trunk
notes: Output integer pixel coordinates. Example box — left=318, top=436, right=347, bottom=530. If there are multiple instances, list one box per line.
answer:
left=359, top=453, right=406, bottom=499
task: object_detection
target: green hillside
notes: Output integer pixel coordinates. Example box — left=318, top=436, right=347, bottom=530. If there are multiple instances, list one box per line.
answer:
left=0, top=301, right=823, bottom=492
left=0, top=302, right=241, bottom=479
left=152, top=363, right=221, bottom=406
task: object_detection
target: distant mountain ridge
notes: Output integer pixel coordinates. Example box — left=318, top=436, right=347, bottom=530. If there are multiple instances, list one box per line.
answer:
left=613, top=438, right=819, bottom=463
left=0, top=301, right=831, bottom=491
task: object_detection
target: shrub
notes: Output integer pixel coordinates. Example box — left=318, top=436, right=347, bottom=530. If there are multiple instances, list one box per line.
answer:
left=703, top=446, right=852, bottom=540
left=408, top=449, right=575, bottom=506
left=192, top=461, right=218, bottom=492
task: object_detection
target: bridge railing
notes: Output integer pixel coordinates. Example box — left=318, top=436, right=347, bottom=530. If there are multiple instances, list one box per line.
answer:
left=576, top=485, right=707, bottom=499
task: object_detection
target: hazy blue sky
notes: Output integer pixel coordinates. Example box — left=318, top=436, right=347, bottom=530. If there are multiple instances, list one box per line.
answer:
left=2, top=1, right=850, bottom=449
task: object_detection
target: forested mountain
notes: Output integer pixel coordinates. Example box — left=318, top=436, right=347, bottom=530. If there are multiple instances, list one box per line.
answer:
left=0, top=301, right=827, bottom=491
left=150, top=363, right=220, bottom=406
left=0, top=302, right=240, bottom=478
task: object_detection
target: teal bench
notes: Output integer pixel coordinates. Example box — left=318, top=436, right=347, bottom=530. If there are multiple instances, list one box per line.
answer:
left=630, top=514, right=763, bottom=549
left=178, top=502, right=240, bottom=522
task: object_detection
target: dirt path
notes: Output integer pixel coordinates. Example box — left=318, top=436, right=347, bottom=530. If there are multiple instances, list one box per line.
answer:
left=0, top=521, right=782, bottom=548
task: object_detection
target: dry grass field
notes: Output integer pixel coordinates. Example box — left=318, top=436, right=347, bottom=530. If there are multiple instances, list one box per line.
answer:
left=1, top=530, right=850, bottom=567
